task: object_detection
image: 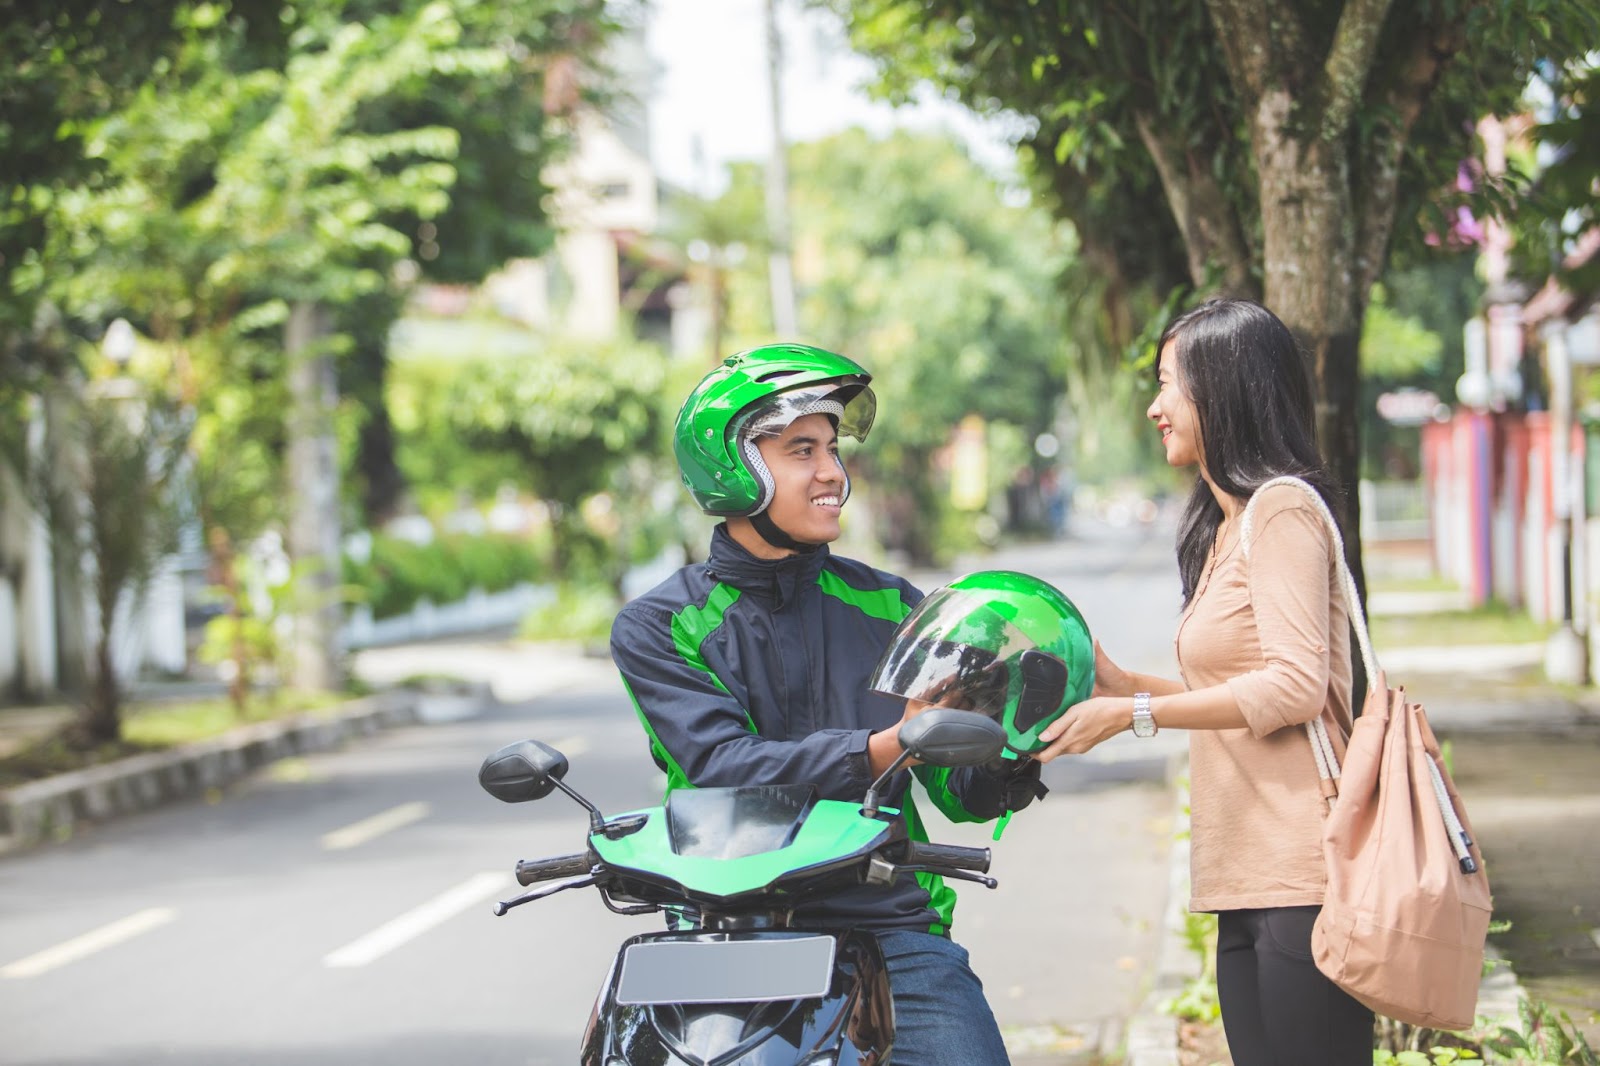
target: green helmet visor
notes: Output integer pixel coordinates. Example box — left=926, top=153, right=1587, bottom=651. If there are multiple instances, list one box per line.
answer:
left=736, top=381, right=876, bottom=444
left=868, top=587, right=1071, bottom=753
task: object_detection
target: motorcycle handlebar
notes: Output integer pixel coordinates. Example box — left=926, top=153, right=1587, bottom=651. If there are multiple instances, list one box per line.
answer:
left=515, top=853, right=592, bottom=886
left=901, top=841, right=991, bottom=874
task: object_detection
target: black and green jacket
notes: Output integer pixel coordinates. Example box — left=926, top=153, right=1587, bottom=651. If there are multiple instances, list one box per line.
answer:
left=609, top=522, right=1036, bottom=935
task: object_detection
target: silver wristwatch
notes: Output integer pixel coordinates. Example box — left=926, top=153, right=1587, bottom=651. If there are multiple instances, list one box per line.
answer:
left=1131, top=692, right=1157, bottom=738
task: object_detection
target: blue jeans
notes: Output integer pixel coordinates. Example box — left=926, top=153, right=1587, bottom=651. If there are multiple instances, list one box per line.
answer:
left=878, top=929, right=1010, bottom=1065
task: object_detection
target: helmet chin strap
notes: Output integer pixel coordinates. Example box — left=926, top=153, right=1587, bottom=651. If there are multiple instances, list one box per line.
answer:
left=750, top=510, right=822, bottom=554
left=748, top=472, right=851, bottom=555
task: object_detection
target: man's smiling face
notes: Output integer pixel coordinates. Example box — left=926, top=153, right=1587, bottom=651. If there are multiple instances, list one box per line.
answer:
left=754, top=412, right=847, bottom=547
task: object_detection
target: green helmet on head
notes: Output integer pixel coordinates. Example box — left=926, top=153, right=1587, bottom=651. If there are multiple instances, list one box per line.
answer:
left=869, top=571, right=1094, bottom=757
left=673, top=344, right=876, bottom=516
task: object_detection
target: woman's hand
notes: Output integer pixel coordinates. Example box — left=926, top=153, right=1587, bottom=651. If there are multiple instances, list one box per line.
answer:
left=1035, top=696, right=1131, bottom=761
left=1091, top=641, right=1132, bottom=699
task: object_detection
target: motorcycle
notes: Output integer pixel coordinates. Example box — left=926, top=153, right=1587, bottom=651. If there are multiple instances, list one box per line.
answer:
left=478, top=708, right=1008, bottom=1066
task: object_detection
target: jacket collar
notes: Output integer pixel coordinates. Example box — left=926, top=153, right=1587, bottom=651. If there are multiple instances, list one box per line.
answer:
left=706, top=523, right=828, bottom=610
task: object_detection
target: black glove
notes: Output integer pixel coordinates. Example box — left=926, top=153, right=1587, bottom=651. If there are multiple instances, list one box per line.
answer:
left=985, top=754, right=1048, bottom=812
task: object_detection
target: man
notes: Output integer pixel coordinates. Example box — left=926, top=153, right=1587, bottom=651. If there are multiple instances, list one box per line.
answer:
left=610, top=343, right=1045, bottom=1065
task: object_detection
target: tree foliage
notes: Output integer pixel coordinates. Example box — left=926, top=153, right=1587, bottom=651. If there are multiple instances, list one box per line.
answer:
left=392, top=336, right=665, bottom=573
left=787, top=129, right=1073, bottom=563
left=832, top=0, right=1600, bottom=575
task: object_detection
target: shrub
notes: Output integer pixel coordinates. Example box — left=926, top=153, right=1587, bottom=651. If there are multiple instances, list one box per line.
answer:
left=345, top=531, right=548, bottom=619
left=519, top=582, right=620, bottom=642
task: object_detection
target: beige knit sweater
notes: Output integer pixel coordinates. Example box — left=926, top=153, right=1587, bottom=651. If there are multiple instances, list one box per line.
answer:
left=1176, top=484, right=1354, bottom=912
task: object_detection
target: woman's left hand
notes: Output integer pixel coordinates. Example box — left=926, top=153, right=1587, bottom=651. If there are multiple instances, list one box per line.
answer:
left=1035, top=697, right=1131, bottom=761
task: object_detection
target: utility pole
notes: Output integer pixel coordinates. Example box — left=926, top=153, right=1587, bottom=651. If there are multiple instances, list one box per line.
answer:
left=763, top=0, right=797, bottom=339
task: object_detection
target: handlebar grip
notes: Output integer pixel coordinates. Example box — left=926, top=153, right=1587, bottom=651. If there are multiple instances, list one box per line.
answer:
left=515, top=853, right=592, bottom=886
left=902, top=841, right=991, bottom=874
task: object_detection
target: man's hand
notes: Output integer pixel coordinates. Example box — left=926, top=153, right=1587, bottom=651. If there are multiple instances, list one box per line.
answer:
left=867, top=697, right=932, bottom=777
left=1034, top=696, right=1130, bottom=762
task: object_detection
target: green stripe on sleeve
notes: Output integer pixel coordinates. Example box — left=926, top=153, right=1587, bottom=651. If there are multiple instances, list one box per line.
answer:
left=626, top=583, right=758, bottom=797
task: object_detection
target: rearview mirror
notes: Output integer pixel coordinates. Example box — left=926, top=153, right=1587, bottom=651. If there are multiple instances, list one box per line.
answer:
left=479, top=740, right=569, bottom=804
left=898, top=708, right=1008, bottom=768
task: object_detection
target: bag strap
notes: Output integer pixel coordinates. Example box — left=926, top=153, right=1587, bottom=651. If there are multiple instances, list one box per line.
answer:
left=1240, top=477, right=1480, bottom=871
left=1238, top=476, right=1373, bottom=800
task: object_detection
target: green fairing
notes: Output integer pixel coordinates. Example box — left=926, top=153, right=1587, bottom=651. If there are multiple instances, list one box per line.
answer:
left=592, top=800, right=896, bottom=898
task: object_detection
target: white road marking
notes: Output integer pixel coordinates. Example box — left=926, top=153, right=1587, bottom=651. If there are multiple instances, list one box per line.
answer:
left=2, top=907, right=177, bottom=979
left=322, top=873, right=510, bottom=968
left=550, top=735, right=589, bottom=757
left=321, top=802, right=431, bottom=851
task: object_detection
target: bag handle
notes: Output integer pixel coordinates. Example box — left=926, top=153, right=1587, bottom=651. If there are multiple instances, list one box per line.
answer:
left=1238, top=476, right=1368, bottom=801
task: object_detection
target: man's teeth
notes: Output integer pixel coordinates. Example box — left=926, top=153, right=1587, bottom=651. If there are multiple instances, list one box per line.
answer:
left=813, top=496, right=840, bottom=506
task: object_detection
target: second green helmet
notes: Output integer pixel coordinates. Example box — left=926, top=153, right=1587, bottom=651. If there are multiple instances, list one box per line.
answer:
left=868, top=571, right=1095, bottom=756
left=673, top=344, right=877, bottom=516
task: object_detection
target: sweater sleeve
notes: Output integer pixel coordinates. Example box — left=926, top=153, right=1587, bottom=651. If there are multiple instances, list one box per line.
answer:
left=1226, top=492, right=1336, bottom=738
left=609, top=601, right=876, bottom=800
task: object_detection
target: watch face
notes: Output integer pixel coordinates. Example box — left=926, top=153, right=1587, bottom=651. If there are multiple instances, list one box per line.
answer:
left=1132, top=714, right=1156, bottom=738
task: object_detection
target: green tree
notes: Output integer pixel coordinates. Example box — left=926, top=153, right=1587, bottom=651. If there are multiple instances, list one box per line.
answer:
left=406, top=338, right=665, bottom=581
left=27, top=372, right=191, bottom=743
left=788, top=129, right=1072, bottom=564
left=1514, top=55, right=1600, bottom=294
left=833, top=0, right=1600, bottom=588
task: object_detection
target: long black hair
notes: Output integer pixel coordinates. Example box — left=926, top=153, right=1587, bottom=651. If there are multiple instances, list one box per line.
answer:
left=1158, top=298, right=1341, bottom=606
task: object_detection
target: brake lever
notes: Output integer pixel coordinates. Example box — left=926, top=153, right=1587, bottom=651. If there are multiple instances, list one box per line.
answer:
left=922, top=868, right=998, bottom=890
left=493, top=875, right=599, bottom=916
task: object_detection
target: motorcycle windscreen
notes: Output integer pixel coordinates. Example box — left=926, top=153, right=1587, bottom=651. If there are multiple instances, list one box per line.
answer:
left=615, top=934, right=837, bottom=1005
left=666, top=783, right=817, bottom=859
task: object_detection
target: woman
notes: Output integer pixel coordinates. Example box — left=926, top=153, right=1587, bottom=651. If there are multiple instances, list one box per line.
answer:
left=1035, top=298, right=1372, bottom=1064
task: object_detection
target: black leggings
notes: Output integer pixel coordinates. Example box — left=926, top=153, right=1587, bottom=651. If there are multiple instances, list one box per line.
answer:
left=1215, top=907, right=1373, bottom=1066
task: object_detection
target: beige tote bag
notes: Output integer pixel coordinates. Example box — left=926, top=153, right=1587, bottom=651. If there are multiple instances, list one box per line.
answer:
left=1242, top=476, right=1492, bottom=1032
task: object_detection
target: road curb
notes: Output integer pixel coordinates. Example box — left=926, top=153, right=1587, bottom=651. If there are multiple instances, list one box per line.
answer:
left=1124, top=757, right=1194, bottom=1066
left=0, top=681, right=494, bottom=854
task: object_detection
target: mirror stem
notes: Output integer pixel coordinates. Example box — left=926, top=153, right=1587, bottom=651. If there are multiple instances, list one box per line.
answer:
left=862, top=751, right=913, bottom=818
left=549, top=776, right=606, bottom=834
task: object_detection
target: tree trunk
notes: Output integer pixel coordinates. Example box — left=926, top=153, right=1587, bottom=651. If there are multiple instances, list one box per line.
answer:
left=341, top=294, right=408, bottom=528
left=285, top=301, right=343, bottom=692
left=1253, top=105, right=1370, bottom=621
left=80, top=597, right=121, bottom=745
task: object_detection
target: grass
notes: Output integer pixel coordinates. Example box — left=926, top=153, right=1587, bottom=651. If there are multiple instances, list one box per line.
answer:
left=0, top=689, right=360, bottom=788
left=1371, top=602, right=1558, bottom=648
left=122, top=692, right=349, bottom=746
left=1368, top=572, right=1464, bottom=594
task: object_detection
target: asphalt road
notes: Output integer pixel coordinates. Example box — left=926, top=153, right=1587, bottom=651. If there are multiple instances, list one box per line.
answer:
left=0, top=513, right=1188, bottom=1065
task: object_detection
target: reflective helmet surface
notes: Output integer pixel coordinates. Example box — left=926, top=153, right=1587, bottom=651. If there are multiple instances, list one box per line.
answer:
left=868, top=571, right=1094, bottom=756
left=673, top=344, right=876, bottom=516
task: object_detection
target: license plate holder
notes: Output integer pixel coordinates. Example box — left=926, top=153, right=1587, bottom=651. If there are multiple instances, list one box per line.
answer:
left=615, top=935, right=837, bottom=1005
